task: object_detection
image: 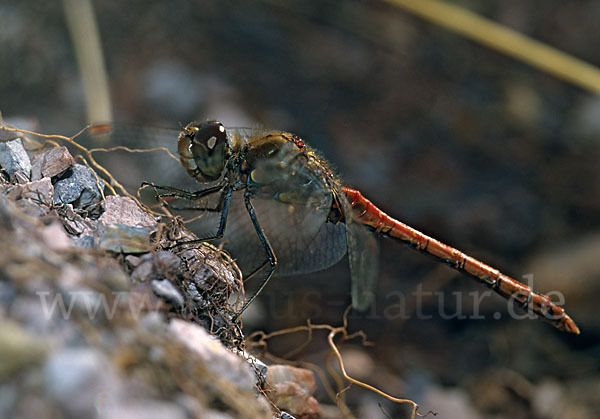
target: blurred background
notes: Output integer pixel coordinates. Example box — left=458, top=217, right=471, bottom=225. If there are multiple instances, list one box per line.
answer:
left=2, top=0, right=600, bottom=417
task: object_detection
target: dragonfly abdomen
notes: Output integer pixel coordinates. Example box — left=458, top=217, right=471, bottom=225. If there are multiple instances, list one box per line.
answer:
left=341, top=187, right=580, bottom=334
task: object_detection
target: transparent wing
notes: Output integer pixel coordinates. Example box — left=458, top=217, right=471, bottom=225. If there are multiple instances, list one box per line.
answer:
left=182, top=141, right=349, bottom=276
left=340, top=194, right=380, bottom=311
left=221, top=193, right=348, bottom=276
left=81, top=123, right=198, bottom=193
left=83, top=124, right=350, bottom=278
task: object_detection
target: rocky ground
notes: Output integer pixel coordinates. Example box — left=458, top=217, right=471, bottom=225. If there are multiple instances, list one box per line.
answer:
left=0, top=126, right=334, bottom=419
left=2, top=1, right=600, bottom=418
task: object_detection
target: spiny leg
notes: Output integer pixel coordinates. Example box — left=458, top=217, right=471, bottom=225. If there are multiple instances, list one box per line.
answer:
left=141, top=181, right=224, bottom=200
left=231, top=190, right=278, bottom=322
left=160, top=186, right=233, bottom=249
left=158, top=185, right=228, bottom=214
left=141, top=180, right=230, bottom=233
left=184, top=186, right=232, bottom=241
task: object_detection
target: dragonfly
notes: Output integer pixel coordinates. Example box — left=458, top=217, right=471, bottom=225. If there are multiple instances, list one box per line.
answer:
left=86, top=120, right=579, bottom=334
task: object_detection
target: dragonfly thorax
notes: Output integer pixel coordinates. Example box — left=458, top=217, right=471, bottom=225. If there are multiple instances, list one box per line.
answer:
left=178, top=121, right=229, bottom=182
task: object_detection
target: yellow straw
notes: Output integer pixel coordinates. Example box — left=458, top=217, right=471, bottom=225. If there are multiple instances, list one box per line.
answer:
left=386, top=0, right=600, bottom=94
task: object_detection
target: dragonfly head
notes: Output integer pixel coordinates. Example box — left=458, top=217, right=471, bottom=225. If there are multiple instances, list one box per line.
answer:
left=178, top=121, right=229, bottom=182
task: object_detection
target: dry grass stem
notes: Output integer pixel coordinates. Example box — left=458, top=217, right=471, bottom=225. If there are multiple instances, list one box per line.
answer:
left=387, top=0, right=600, bottom=94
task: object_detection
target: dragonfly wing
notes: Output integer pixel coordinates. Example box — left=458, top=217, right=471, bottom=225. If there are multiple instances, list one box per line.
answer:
left=184, top=140, right=349, bottom=277
left=212, top=194, right=347, bottom=276
left=278, top=216, right=347, bottom=275
left=83, top=124, right=198, bottom=193
left=339, top=192, right=380, bottom=311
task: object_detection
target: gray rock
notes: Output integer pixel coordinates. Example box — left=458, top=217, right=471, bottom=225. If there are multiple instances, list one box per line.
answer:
left=0, top=384, right=17, bottom=419
left=100, top=401, right=187, bottom=419
left=232, top=349, right=268, bottom=388
left=249, top=356, right=268, bottom=388
left=59, top=203, right=97, bottom=236
left=40, top=221, right=72, bottom=250
left=97, top=223, right=152, bottom=253
left=0, top=280, right=15, bottom=305
left=422, top=386, right=480, bottom=419
left=53, top=164, right=104, bottom=210
left=0, top=138, right=31, bottom=179
left=94, top=194, right=160, bottom=254
left=13, top=394, right=55, bottom=419
left=0, top=126, right=19, bottom=142
left=200, top=410, right=237, bottom=419
left=13, top=170, right=28, bottom=184
left=138, top=312, right=168, bottom=334
left=151, top=279, right=184, bottom=309
left=532, top=379, right=564, bottom=418
left=168, top=319, right=256, bottom=392
left=74, top=235, right=95, bottom=248
left=9, top=295, right=66, bottom=336
left=131, top=251, right=181, bottom=282
left=98, top=195, right=157, bottom=228
left=44, top=348, right=118, bottom=417
left=20, top=177, right=54, bottom=206
left=125, top=254, right=142, bottom=268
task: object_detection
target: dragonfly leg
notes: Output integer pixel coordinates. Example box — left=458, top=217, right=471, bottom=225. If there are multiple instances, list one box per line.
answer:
left=159, top=186, right=229, bottom=214
left=142, top=180, right=231, bottom=238
left=206, top=186, right=232, bottom=240
left=160, top=187, right=233, bottom=248
left=141, top=181, right=224, bottom=200
left=231, top=190, right=278, bottom=322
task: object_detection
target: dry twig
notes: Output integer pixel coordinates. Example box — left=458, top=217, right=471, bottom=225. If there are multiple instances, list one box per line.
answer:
left=249, top=307, right=435, bottom=418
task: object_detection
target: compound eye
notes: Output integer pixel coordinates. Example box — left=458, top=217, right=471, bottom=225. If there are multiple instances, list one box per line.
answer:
left=178, top=120, right=228, bottom=181
left=192, top=121, right=226, bottom=152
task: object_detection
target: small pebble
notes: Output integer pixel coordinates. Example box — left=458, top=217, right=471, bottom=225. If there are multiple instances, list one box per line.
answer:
left=0, top=138, right=31, bottom=179
left=30, top=146, right=74, bottom=181
left=169, top=319, right=256, bottom=392
left=151, top=279, right=184, bottom=309
left=53, top=164, right=104, bottom=211
left=98, top=195, right=156, bottom=228
left=20, top=177, right=54, bottom=206
left=266, top=365, right=319, bottom=418
left=232, top=349, right=268, bottom=388
left=44, top=348, right=118, bottom=417
left=99, top=401, right=187, bottom=419
left=40, top=222, right=72, bottom=250
left=422, top=386, right=480, bottom=419
left=0, top=384, right=17, bottom=419
left=97, top=224, right=152, bottom=253
left=74, top=235, right=95, bottom=248
left=131, top=251, right=181, bottom=282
